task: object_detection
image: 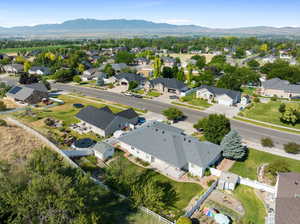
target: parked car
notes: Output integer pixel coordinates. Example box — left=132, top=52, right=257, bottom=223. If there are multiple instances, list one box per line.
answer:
left=138, top=117, right=146, bottom=124
left=169, top=95, right=179, bottom=99
left=123, top=92, right=132, bottom=96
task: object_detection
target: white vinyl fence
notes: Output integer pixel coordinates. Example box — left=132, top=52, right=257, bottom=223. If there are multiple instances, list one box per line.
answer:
left=239, top=177, right=276, bottom=194
left=184, top=181, right=218, bottom=217
left=140, top=207, right=174, bottom=224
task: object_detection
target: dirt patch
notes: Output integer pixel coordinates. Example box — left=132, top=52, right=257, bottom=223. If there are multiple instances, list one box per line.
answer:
left=217, top=159, right=235, bottom=171
left=2, top=98, right=23, bottom=109
left=0, top=122, right=46, bottom=163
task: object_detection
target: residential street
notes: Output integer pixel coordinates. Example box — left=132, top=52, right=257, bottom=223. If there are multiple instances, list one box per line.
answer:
left=52, top=83, right=300, bottom=149
left=1, top=76, right=299, bottom=150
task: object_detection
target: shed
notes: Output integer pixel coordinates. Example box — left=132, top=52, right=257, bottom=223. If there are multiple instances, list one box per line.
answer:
left=92, top=142, right=115, bottom=161
left=218, top=172, right=239, bottom=191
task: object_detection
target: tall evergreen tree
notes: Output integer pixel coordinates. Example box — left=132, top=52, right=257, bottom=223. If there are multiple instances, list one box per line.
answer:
left=221, top=130, right=247, bottom=160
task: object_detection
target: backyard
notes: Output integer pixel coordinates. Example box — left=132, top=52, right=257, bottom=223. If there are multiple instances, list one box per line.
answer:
left=105, top=153, right=204, bottom=219
left=229, top=148, right=300, bottom=180
left=233, top=185, right=266, bottom=224
left=239, top=101, right=300, bottom=130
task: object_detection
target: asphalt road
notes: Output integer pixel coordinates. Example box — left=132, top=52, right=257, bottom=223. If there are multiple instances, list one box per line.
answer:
left=52, top=83, right=300, bottom=148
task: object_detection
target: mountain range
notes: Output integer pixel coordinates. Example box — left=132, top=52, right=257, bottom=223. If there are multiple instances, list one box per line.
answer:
left=1, top=19, right=300, bottom=39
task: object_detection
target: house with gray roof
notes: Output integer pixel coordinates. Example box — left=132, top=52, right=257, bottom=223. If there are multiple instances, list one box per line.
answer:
left=75, top=106, right=138, bottom=137
left=115, top=73, right=146, bottom=86
left=117, top=121, right=222, bottom=178
left=196, top=85, right=241, bottom=106
left=6, top=82, right=48, bottom=104
left=28, top=66, right=51, bottom=76
left=3, top=64, right=24, bottom=74
left=82, top=68, right=106, bottom=81
left=144, top=78, right=188, bottom=95
left=92, top=142, right=115, bottom=161
left=274, top=172, right=300, bottom=224
left=261, top=78, right=300, bottom=98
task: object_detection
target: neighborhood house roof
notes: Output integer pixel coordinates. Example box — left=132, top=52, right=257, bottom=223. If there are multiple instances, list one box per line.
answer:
left=7, top=83, right=48, bottom=101
left=115, top=73, right=146, bottom=83
left=275, top=172, right=300, bottom=224
left=148, top=78, right=188, bottom=91
left=75, top=106, right=138, bottom=130
left=262, top=78, right=300, bottom=94
left=118, top=121, right=221, bottom=169
left=198, top=85, right=241, bottom=100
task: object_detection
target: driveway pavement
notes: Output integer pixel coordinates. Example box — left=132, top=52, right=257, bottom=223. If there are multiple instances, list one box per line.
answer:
left=204, top=104, right=240, bottom=118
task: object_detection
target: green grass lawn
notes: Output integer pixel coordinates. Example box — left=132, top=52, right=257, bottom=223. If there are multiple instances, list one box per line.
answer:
left=234, top=185, right=266, bottom=224
left=147, top=91, right=161, bottom=97
left=109, top=155, right=203, bottom=215
left=240, top=101, right=300, bottom=130
left=126, top=211, right=166, bottom=224
left=180, top=93, right=211, bottom=108
left=230, top=148, right=300, bottom=180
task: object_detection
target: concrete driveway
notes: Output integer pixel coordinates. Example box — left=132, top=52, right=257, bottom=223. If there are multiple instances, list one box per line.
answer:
left=204, top=104, right=240, bottom=118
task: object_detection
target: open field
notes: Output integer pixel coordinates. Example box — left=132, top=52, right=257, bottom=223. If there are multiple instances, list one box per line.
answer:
left=0, top=45, right=72, bottom=54
left=239, top=101, right=300, bottom=130
left=0, top=121, right=46, bottom=162
left=233, top=185, right=266, bottom=224
left=229, top=148, right=300, bottom=180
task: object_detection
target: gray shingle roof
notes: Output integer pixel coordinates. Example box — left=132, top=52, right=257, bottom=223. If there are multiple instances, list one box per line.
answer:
left=262, top=78, right=300, bottom=94
left=92, top=141, right=114, bottom=154
left=275, top=172, right=300, bottom=224
left=118, top=121, right=221, bottom=169
left=148, top=78, right=187, bottom=91
left=7, top=83, right=48, bottom=101
left=115, top=73, right=146, bottom=83
left=75, top=106, right=138, bottom=130
left=199, top=85, right=241, bottom=100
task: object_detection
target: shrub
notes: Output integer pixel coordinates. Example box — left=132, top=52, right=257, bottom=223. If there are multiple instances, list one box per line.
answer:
left=278, top=103, right=286, bottom=113
left=176, top=217, right=192, bottom=224
left=265, top=160, right=290, bottom=177
left=207, top=180, right=215, bottom=187
left=204, top=169, right=211, bottom=176
left=284, top=142, right=300, bottom=154
left=73, top=75, right=81, bottom=83
left=0, top=100, right=7, bottom=111
left=0, top=119, right=7, bottom=126
left=108, top=83, right=114, bottom=89
left=261, top=137, right=274, bottom=148
left=253, top=97, right=260, bottom=103
left=271, top=95, right=277, bottom=101
left=44, top=118, right=55, bottom=126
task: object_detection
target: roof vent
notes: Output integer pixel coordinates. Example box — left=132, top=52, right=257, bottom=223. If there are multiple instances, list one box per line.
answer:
left=162, top=131, right=165, bottom=134
left=155, top=128, right=159, bottom=132
left=188, top=140, right=191, bottom=143
left=295, top=181, right=299, bottom=185
left=184, top=138, right=186, bottom=141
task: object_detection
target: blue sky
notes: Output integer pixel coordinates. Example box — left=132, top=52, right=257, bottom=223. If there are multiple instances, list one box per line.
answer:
left=0, top=0, right=300, bottom=28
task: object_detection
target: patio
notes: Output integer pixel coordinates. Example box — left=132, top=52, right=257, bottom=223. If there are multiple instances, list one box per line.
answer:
left=70, top=122, right=93, bottom=134
left=151, top=158, right=185, bottom=179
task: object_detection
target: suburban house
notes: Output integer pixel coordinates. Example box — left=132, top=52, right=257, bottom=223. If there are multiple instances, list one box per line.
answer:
left=3, top=64, right=24, bottom=74
left=117, top=121, right=222, bottom=178
left=196, top=85, right=242, bottom=106
left=135, top=65, right=153, bottom=77
left=75, top=106, right=139, bottom=137
left=161, top=56, right=177, bottom=67
left=28, top=66, right=51, bottom=76
left=82, top=68, right=106, bottom=81
left=144, top=78, right=188, bottom=95
left=115, top=73, right=147, bottom=86
left=274, top=172, right=300, bottom=224
left=6, top=83, right=49, bottom=104
left=134, top=57, right=150, bottom=65
left=261, top=78, right=300, bottom=98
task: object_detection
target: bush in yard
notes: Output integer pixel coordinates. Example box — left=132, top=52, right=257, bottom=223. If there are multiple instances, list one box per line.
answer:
left=221, top=130, right=247, bottom=160
left=73, top=75, right=81, bottom=83
left=0, top=119, right=7, bottom=126
left=0, top=100, right=6, bottom=111
left=128, top=81, right=138, bottom=91
left=207, top=180, right=215, bottom=187
left=204, top=169, right=211, bottom=176
left=176, top=217, right=192, bottom=224
left=261, top=137, right=274, bottom=148
left=278, top=103, right=286, bottom=113
left=271, top=95, right=277, bottom=101
left=283, top=142, right=300, bottom=154
left=194, top=114, right=231, bottom=144
left=265, top=160, right=290, bottom=177
left=163, top=107, right=184, bottom=122
left=44, top=118, right=56, bottom=126
left=253, top=97, right=260, bottom=103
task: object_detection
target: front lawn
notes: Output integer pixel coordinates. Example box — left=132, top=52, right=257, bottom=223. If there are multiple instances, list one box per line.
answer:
left=234, top=185, right=266, bottom=224
left=229, top=148, right=300, bottom=180
left=239, top=101, right=300, bottom=129
left=180, top=93, right=211, bottom=108
left=147, top=91, right=161, bottom=97
left=106, top=154, right=203, bottom=218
